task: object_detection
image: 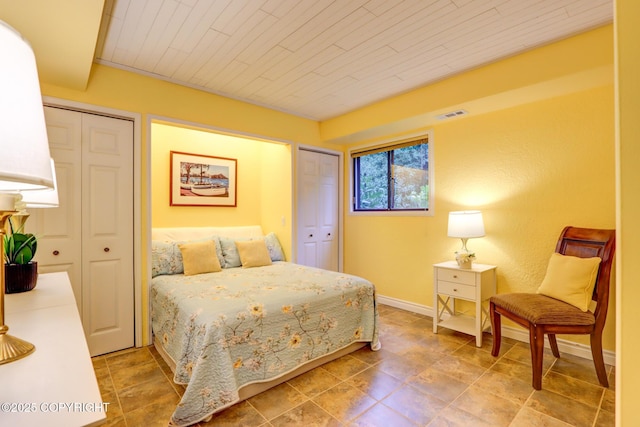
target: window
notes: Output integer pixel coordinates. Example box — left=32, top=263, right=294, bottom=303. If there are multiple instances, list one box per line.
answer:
left=352, top=137, right=430, bottom=212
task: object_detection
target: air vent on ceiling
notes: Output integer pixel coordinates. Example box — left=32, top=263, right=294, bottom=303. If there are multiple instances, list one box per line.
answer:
left=436, top=109, right=468, bottom=120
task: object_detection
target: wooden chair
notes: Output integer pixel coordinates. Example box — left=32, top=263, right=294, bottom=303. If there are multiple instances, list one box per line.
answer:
left=489, top=226, right=616, bottom=390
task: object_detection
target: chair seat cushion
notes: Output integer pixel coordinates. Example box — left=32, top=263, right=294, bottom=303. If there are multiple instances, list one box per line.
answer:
left=491, top=293, right=595, bottom=326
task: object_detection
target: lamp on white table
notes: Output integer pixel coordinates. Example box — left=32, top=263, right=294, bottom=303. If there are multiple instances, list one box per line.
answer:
left=447, top=210, right=485, bottom=268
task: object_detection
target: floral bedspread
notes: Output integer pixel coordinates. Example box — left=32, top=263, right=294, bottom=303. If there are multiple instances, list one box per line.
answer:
left=150, top=262, right=380, bottom=426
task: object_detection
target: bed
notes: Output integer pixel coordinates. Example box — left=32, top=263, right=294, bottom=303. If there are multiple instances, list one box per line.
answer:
left=150, top=226, right=380, bottom=426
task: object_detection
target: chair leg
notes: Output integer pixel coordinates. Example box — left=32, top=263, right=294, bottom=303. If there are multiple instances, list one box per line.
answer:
left=529, top=325, right=545, bottom=390
left=590, top=331, right=609, bottom=388
left=548, top=334, right=560, bottom=358
left=490, top=302, right=501, bottom=357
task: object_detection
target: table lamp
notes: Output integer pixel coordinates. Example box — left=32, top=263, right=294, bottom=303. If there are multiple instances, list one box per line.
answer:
left=0, top=20, right=56, bottom=364
left=447, top=210, right=485, bottom=267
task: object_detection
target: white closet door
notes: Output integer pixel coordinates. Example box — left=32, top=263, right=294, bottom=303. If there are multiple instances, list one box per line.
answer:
left=30, top=108, right=83, bottom=310
left=29, top=106, right=134, bottom=356
left=297, top=149, right=339, bottom=271
left=298, top=150, right=319, bottom=267
left=81, top=113, right=134, bottom=356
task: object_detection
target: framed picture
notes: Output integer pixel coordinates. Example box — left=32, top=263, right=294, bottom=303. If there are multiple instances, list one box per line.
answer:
left=170, top=151, right=237, bottom=207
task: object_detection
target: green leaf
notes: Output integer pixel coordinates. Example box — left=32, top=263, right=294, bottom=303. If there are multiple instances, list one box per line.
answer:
left=3, top=231, right=37, bottom=265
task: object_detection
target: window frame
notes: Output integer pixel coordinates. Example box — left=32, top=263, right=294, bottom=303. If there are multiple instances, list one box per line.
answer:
left=348, top=131, right=434, bottom=217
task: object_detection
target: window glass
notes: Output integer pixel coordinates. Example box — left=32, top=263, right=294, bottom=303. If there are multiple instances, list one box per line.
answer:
left=392, top=144, right=429, bottom=209
left=356, top=151, right=388, bottom=210
left=352, top=138, right=429, bottom=212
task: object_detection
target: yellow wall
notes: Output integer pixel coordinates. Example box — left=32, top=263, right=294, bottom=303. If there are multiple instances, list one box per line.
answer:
left=615, top=0, right=640, bottom=423
left=150, top=122, right=292, bottom=257
left=344, top=85, right=616, bottom=350
left=42, top=64, right=323, bottom=147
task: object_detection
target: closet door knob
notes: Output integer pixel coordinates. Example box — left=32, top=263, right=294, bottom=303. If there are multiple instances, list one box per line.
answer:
left=104, top=247, right=110, bottom=252
left=53, top=250, right=60, bottom=256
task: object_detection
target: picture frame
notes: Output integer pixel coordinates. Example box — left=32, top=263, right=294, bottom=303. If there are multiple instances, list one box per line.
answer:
left=170, top=151, right=237, bottom=207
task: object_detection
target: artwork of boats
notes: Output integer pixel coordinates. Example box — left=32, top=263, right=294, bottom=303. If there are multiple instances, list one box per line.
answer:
left=178, top=161, right=230, bottom=197
left=190, top=184, right=226, bottom=196
left=172, top=153, right=236, bottom=206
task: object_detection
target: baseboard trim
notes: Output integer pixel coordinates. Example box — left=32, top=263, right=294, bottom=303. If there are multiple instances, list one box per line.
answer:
left=377, top=294, right=435, bottom=317
left=376, top=294, right=615, bottom=366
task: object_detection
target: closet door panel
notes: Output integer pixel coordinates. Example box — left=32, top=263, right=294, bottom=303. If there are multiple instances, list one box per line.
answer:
left=29, top=107, right=83, bottom=311
left=82, top=113, right=134, bottom=356
left=318, top=154, right=338, bottom=271
left=297, top=150, right=319, bottom=267
left=296, top=149, right=339, bottom=271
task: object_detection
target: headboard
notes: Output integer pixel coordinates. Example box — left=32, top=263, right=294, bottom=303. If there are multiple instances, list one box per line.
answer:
left=152, top=225, right=264, bottom=242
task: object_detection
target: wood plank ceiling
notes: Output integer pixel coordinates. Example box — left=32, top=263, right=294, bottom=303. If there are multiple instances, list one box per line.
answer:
left=95, top=0, right=613, bottom=121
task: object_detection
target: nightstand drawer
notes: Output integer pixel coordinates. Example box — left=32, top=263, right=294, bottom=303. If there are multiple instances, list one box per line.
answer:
left=437, top=268, right=476, bottom=285
left=437, top=280, right=475, bottom=299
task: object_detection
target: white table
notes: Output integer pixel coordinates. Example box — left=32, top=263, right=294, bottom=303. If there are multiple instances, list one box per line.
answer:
left=433, top=261, right=497, bottom=347
left=0, top=272, right=106, bottom=427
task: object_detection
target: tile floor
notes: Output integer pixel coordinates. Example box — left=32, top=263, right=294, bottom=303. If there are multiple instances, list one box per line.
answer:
left=92, top=304, right=615, bottom=427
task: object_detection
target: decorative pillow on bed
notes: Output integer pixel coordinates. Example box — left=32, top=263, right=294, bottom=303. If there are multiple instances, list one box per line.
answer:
left=264, top=232, right=285, bottom=261
left=178, top=240, right=222, bottom=275
left=151, top=241, right=184, bottom=277
left=536, top=252, right=601, bottom=311
left=209, top=236, right=226, bottom=268
left=152, top=237, right=224, bottom=277
left=235, top=239, right=272, bottom=268
left=218, top=236, right=251, bottom=268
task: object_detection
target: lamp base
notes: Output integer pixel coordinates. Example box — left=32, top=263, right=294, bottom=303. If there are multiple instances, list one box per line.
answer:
left=0, top=326, right=35, bottom=365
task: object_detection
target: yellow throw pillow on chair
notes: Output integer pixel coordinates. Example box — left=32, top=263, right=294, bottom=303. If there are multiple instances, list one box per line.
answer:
left=536, top=252, right=601, bottom=311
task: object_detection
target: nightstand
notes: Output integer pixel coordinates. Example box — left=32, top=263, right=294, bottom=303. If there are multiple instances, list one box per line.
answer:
left=433, top=261, right=497, bottom=347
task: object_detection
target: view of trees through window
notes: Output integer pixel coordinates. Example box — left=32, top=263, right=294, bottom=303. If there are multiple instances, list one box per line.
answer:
left=353, top=141, right=429, bottom=211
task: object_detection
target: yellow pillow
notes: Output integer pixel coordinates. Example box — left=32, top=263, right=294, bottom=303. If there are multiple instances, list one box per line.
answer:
left=536, top=253, right=601, bottom=311
left=235, top=239, right=272, bottom=268
left=178, top=240, right=222, bottom=276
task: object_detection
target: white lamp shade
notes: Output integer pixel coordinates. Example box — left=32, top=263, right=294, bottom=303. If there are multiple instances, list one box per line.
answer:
left=0, top=20, right=53, bottom=192
left=19, top=159, right=59, bottom=208
left=448, top=211, right=485, bottom=238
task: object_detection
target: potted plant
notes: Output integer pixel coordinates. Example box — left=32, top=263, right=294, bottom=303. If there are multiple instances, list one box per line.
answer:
left=3, top=217, right=38, bottom=293
left=455, top=251, right=476, bottom=269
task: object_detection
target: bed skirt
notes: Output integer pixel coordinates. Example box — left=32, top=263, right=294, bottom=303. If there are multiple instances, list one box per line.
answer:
left=154, top=337, right=367, bottom=423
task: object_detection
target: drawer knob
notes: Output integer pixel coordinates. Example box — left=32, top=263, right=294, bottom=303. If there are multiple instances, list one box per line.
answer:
left=453, top=275, right=458, bottom=278
left=453, top=288, right=458, bottom=292
left=53, top=250, right=59, bottom=256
